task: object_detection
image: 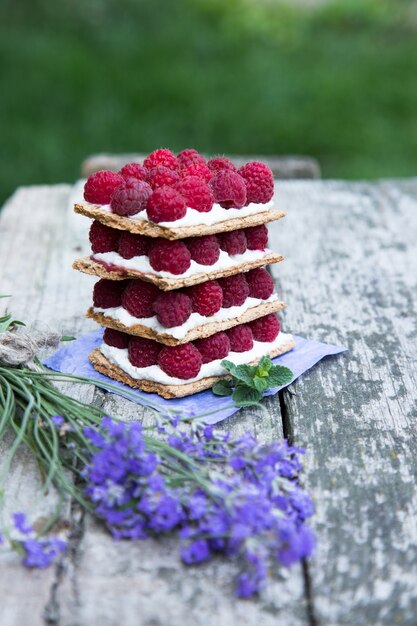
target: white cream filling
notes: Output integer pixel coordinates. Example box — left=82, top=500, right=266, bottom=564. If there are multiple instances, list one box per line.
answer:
left=94, top=294, right=278, bottom=339
left=100, top=332, right=293, bottom=386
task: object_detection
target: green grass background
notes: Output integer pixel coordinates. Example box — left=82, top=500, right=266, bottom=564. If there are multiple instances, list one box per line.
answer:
left=1, top=0, right=417, bottom=203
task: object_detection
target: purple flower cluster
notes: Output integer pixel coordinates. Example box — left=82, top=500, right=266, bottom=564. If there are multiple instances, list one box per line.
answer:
left=12, top=512, right=66, bottom=568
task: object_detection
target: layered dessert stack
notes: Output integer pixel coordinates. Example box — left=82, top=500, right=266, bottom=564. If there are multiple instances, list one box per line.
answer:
left=73, top=149, right=295, bottom=398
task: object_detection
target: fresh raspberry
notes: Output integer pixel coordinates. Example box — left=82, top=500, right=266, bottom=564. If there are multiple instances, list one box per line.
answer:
left=146, top=186, right=187, bottom=223
left=219, top=275, right=249, bottom=308
left=181, top=162, right=213, bottom=183
left=93, top=279, right=125, bottom=309
left=194, top=332, right=230, bottom=364
left=245, top=268, right=274, bottom=300
left=152, top=292, right=192, bottom=328
left=238, top=162, right=274, bottom=204
left=148, top=239, right=191, bottom=275
left=118, top=232, right=150, bottom=259
left=174, top=176, right=214, bottom=213
left=217, top=230, right=247, bottom=256
left=118, top=162, right=148, bottom=181
left=89, top=220, right=120, bottom=253
left=121, top=280, right=159, bottom=318
left=158, top=343, right=202, bottom=380
left=84, top=171, right=124, bottom=204
left=245, top=224, right=269, bottom=250
left=250, top=314, right=280, bottom=342
left=188, top=280, right=223, bottom=317
left=209, top=171, right=247, bottom=208
left=143, top=149, right=180, bottom=172
left=177, top=149, right=206, bottom=168
left=185, top=235, right=220, bottom=266
left=110, top=179, right=152, bottom=216
left=148, top=166, right=180, bottom=190
left=103, top=328, right=129, bottom=349
left=227, top=324, right=254, bottom=353
left=128, top=336, right=161, bottom=367
left=207, top=157, right=237, bottom=175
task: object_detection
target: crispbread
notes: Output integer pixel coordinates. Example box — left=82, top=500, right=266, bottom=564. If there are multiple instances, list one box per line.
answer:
left=89, top=336, right=295, bottom=399
left=74, top=202, right=285, bottom=239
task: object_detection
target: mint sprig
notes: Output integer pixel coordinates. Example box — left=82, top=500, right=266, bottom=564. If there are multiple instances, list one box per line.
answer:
left=212, top=356, right=293, bottom=407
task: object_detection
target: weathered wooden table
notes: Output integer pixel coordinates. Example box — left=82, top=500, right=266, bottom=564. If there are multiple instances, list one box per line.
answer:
left=0, top=180, right=416, bottom=626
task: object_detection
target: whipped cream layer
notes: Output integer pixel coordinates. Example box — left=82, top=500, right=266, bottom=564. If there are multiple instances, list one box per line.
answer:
left=100, top=331, right=293, bottom=386
left=94, top=294, right=278, bottom=340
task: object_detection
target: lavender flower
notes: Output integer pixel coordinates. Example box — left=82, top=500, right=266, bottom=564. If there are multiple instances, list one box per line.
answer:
left=11, top=512, right=66, bottom=568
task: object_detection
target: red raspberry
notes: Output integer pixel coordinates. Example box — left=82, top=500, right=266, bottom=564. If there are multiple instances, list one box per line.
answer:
left=84, top=171, right=124, bottom=204
left=246, top=268, right=274, bottom=300
left=207, top=157, right=237, bottom=175
left=148, top=166, right=180, bottom=190
left=89, top=220, right=120, bottom=253
left=111, top=179, right=152, bottom=216
left=194, top=332, right=230, bottom=364
left=174, top=176, right=214, bottom=213
left=93, top=279, right=125, bottom=309
left=188, top=280, right=223, bottom=317
left=118, top=232, right=150, bottom=259
left=185, top=235, right=220, bottom=266
left=238, top=162, right=274, bottom=204
left=143, top=149, right=180, bottom=172
left=158, top=343, right=202, bottom=380
left=217, top=230, right=247, bottom=256
left=250, top=314, right=280, bottom=342
left=103, top=328, right=129, bottom=349
left=209, top=171, right=247, bottom=208
left=181, top=162, right=213, bottom=183
left=148, top=239, right=191, bottom=275
left=118, top=162, right=148, bottom=181
left=152, top=292, right=192, bottom=328
left=177, top=149, right=206, bottom=168
left=128, top=336, right=161, bottom=367
left=121, top=280, right=159, bottom=318
left=219, top=275, right=249, bottom=308
left=227, top=324, right=254, bottom=353
left=146, top=186, right=187, bottom=223
left=245, top=224, right=269, bottom=250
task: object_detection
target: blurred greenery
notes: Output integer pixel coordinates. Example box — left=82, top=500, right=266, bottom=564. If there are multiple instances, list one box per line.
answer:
left=1, top=0, right=417, bottom=202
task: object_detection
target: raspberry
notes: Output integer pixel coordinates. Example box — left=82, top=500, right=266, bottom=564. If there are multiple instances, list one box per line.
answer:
left=238, top=162, right=274, bottom=204
left=245, top=224, right=269, bottom=250
left=111, top=179, right=152, bottom=216
left=118, top=232, right=150, bottom=259
left=174, top=176, right=214, bottom=213
left=89, top=220, right=120, bottom=253
left=148, top=166, right=180, bottom=190
left=103, top=328, right=129, bottom=349
left=217, top=230, right=247, bottom=256
left=152, top=292, right=192, bottom=328
left=146, top=186, right=187, bottom=223
left=207, top=157, right=237, bottom=175
left=84, top=171, right=124, bottom=204
left=143, top=149, right=180, bottom=172
left=93, top=279, right=125, bottom=309
left=188, top=280, right=223, bottom=317
left=194, top=332, right=230, bottom=364
left=181, top=162, right=213, bottom=183
left=209, top=171, right=247, bottom=208
left=128, top=336, right=161, bottom=367
left=185, top=235, right=220, bottom=266
left=250, top=314, right=280, bottom=342
left=121, top=280, right=159, bottom=318
left=227, top=324, right=254, bottom=353
left=245, top=268, right=274, bottom=300
left=219, top=275, right=249, bottom=308
left=158, top=343, right=202, bottom=380
left=148, top=239, right=191, bottom=275
left=177, top=149, right=206, bottom=168
left=118, top=162, right=148, bottom=181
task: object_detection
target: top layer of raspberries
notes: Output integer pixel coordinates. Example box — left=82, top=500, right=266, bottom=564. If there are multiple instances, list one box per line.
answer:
left=83, top=149, right=274, bottom=223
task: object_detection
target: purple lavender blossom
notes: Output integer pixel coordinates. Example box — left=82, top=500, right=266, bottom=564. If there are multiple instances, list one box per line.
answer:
left=51, top=415, right=64, bottom=428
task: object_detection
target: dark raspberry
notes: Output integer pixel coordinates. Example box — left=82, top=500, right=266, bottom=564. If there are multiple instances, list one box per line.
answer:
left=146, top=186, right=187, bottom=223
left=128, top=336, right=161, bottom=367
left=177, top=149, right=206, bottom=168
left=217, top=230, right=247, bottom=256
left=89, top=220, right=120, bottom=254
left=194, top=332, right=230, bottom=364
left=207, top=157, right=237, bottom=175
left=185, top=235, right=220, bottom=266
left=93, top=279, right=125, bottom=309
left=174, top=176, right=214, bottom=213
left=227, top=324, right=254, bottom=352
left=148, top=239, right=191, bottom=275
left=143, top=149, right=180, bottom=172
left=246, top=268, right=274, bottom=300
left=148, top=166, right=180, bottom=190
left=84, top=171, right=124, bottom=204
left=118, top=162, right=148, bottom=181
left=110, top=179, right=152, bottom=216
left=103, top=328, right=129, bottom=349
left=245, top=224, right=269, bottom=250
left=121, top=280, right=159, bottom=318
left=152, top=292, right=192, bottom=328
left=238, top=162, right=274, bottom=204
left=219, top=275, right=249, bottom=308
left=250, top=314, right=280, bottom=342
left=158, top=343, right=202, bottom=380
left=188, top=280, right=223, bottom=317
left=118, top=232, right=150, bottom=259
left=209, top=171, right=247, bottom=208
left=181, top=162, right=213, bottom=183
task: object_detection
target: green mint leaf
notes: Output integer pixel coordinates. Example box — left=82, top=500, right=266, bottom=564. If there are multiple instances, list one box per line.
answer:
left=232, top=385, right=262, bottom=407
left=257, top=356, right=273, bottom=377
left=212, top=380, right=233, bottom=396
left=61, top=335, right=76, bottom=342
left=266, top=365, right=294, bottom=388
left=220, top=360, right=257, bottom=386
left=253, top=375, right=269, bottom=393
